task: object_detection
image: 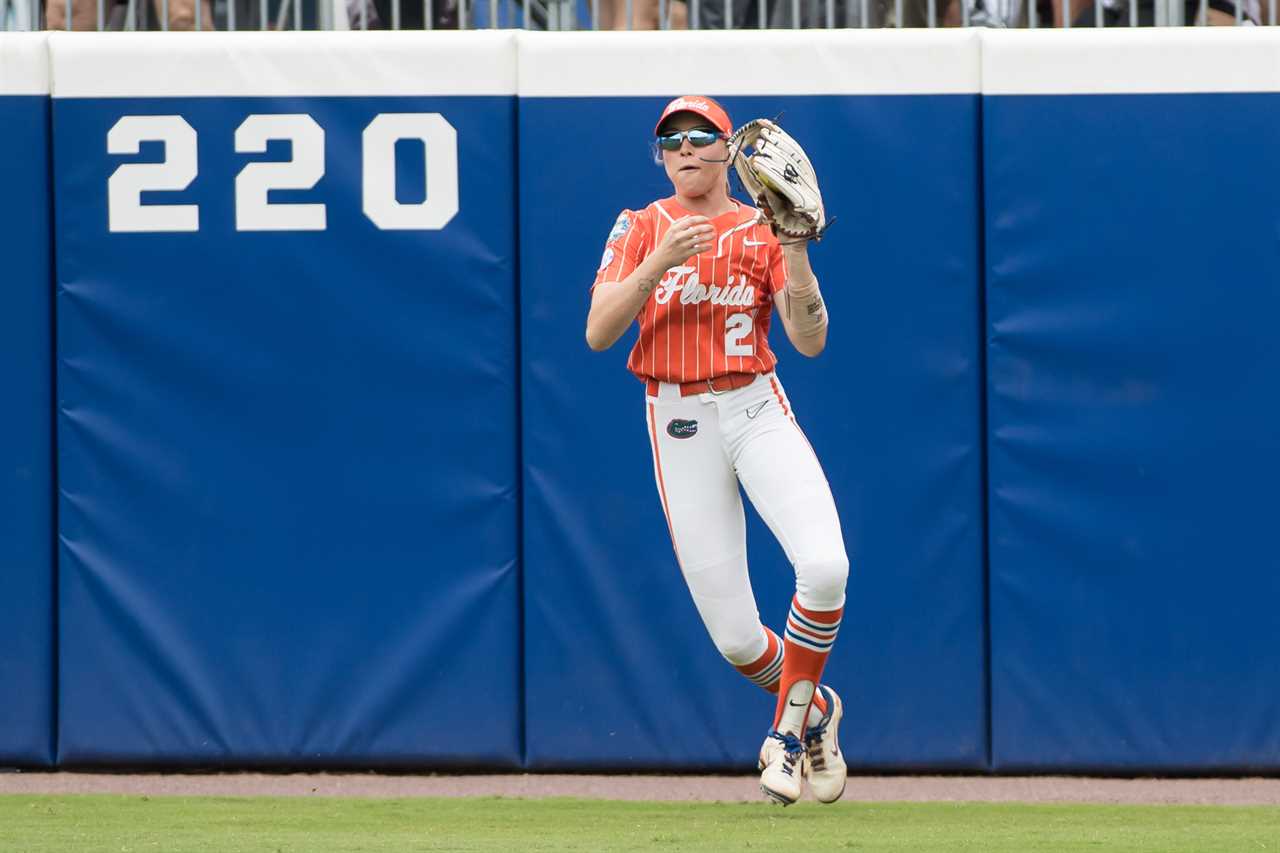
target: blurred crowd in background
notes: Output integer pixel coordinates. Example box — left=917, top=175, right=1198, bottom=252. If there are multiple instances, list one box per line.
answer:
left=1, top=0, right=1267, bottom=39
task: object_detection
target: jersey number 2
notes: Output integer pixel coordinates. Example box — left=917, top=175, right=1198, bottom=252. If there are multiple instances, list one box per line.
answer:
left=725, top=312, right=754, bottom=357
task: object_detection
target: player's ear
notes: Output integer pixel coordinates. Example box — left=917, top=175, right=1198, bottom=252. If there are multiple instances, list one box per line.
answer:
left=651, top=141, right=663, bottom=166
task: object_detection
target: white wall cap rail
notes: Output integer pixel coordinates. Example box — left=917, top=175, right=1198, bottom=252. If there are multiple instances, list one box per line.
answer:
left=50, top=31, right=518, bottom=98
left=0, top=33, right=51, bottom=95
left=518, top=29, right=982, bottom=97
left=983, top=28, right=1280, bottom=95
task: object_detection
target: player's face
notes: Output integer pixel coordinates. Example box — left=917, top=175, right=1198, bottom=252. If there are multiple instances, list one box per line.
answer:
left=658, top=113, right=729, bottom=199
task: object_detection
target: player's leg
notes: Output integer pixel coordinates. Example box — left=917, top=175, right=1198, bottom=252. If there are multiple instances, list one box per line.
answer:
left=645, top=389, right=774, bottom=693
left=647, top=391, right=833, bottom=721
left=726, top=374, right=850, bottom=803
left=647, top=383, right=832, bottom=806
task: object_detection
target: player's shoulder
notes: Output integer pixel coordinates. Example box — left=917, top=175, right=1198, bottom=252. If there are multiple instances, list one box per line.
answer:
left=603, top=204, right=658, bottom=245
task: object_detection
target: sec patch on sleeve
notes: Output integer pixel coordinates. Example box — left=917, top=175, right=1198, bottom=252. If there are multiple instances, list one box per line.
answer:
left=598, top=247, right=615, bottom=272
left=607, top=212, right=632, bottom=244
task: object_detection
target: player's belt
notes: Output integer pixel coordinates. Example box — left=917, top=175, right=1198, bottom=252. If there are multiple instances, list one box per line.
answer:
left=646, top=372, right=759, bottom=398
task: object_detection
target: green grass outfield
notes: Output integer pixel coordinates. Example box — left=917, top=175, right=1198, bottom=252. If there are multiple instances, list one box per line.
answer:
left=3, top=795, right=1279, bottom=853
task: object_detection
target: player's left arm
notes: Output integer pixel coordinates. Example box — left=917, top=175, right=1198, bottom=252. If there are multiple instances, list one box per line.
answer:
left=776, top=243, right=828, bottom=358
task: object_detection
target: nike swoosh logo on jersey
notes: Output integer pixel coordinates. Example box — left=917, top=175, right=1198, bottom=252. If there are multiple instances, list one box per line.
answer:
left=745, top=401, right=767, bottom=419
left=788, top=700, right=807, bottom=707
left=743, top=238, right=767, bottom=247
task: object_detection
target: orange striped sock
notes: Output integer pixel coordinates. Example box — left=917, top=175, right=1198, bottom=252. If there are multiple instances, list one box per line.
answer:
left=734, top=627, right=784, bottom=692
left=773, top=597, right=843, bottom=732
left=735, top=627, right=830, bottom=724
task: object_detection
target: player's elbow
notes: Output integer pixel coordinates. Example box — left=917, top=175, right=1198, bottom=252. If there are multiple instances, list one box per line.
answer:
left=585, top=322, right=613, bottom=352
left=796, top=340, right=825, bottom=358
left=793, top=331, right=827, bottom=358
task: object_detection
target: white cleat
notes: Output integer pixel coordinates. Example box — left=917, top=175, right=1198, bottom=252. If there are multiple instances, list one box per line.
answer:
left=758, top=730, right=806, bottom=805
left=803, top=685, right=848, bottom=804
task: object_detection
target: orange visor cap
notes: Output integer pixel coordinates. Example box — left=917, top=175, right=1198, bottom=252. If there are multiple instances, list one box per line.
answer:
left=654, top=96, right=733, bottom=137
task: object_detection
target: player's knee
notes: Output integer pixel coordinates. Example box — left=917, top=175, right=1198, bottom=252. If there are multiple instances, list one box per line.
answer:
left=710, top=625, right=767, bottom=666
left=795, top=552, right=849, bottom=610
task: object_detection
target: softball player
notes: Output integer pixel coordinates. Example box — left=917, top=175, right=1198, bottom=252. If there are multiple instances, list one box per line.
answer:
left=585, top=96, right=850, bottom=805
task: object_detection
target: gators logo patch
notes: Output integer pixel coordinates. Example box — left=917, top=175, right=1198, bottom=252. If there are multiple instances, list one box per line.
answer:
left=608, top=212, right=632, bottom=243
left=667, top=419, right=698, bottom=439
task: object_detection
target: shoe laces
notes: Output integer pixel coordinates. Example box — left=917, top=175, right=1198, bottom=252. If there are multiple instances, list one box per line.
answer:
left=805, top=734, right=827, bottom=771
left=803, top=701, right=833, bottom=768
left=768, top=731, right=804, bottom=777
left=804, top=719, right=829, bottom=748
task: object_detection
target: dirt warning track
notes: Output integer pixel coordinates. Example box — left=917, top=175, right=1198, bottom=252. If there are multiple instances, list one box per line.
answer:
left=2, top=773, right=1278, bottom=805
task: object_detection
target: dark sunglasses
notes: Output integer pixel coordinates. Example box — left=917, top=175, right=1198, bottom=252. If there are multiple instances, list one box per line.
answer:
left=656, top=129, right=723, bottom=151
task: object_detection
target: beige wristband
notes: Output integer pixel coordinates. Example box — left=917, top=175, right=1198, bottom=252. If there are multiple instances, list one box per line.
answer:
left=786, top=277, right=828, bottom=338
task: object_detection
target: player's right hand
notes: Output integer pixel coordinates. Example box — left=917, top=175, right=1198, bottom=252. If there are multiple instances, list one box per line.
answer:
left=655, top=216, right=715, bottom=268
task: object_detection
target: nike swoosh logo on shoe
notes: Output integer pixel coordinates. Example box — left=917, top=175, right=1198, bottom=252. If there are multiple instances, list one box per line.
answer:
left=746, top=401, right=767, bottom=419
left=788, top=700, right=807, bottom=707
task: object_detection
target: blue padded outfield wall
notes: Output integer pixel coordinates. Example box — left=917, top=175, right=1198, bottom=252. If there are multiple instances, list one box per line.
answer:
left=50, top=33, right=520, bottom=766
left=3, top=30, right=1279, bottom=771
left=984, top=30, right=1280, bottom=772
left=0, top=35, right=55, bottom=767
left=519, top=32, right=988, bottom=770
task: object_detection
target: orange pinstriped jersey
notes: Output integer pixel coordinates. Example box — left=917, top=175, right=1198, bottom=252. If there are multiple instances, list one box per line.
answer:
left=593, top=197, right=788, bottom=385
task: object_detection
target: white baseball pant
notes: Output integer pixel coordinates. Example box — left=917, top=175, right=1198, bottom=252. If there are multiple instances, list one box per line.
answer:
left=645, top=372, right=849, bottom=669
